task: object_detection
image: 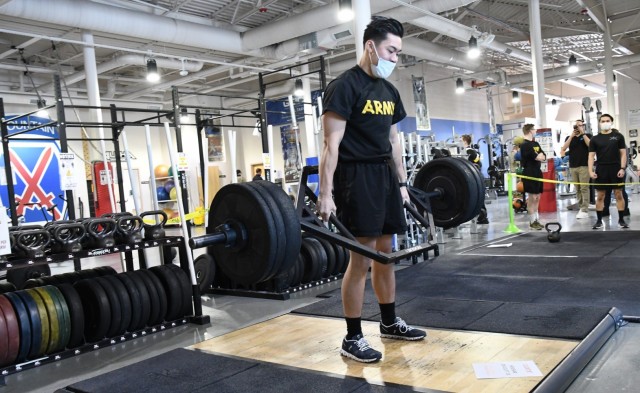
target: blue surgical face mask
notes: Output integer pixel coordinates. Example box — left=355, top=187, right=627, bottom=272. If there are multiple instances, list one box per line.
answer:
left=369, top=43, right=396, bottom=79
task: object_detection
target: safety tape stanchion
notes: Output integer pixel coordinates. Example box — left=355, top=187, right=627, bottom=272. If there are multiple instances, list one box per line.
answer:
left=504, top=172, right=521, bottom=234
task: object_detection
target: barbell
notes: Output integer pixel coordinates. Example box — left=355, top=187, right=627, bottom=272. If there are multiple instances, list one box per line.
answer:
left=190, top=157, right=484, bottom=286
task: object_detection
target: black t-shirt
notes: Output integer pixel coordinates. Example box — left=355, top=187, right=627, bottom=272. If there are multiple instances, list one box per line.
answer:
left=466, top=147, right=481, bottom=168
left=564, top=133, right=592, bottom=167
left=520, top=139, right=545, bottom=176
left=589, top=132, right=626, bottom=165
left=323, top=66, right=406, bottom=163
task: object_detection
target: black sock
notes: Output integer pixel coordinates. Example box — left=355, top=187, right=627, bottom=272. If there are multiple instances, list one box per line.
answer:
left=379, top=302, right=396, bottom=326
left=345, top=317, right=362, bottom=340
left=618, top=211, right=626, bottom=222
left=596, top=211, right=602, bottom=221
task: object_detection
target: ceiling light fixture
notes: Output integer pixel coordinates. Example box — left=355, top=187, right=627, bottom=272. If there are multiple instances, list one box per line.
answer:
left=294, top=78, right=304, bottom=97
left=512, top=91, right=520, bottom=103
left=146, top=58, right=160, bottom=82
left=551, top=98, right=557, bottom=106
left=568, top=55, right=578, bottom=73
left=612, top=73, right=617, bottom=87
left=338, top=0, right=354, bottom=22
left=467, top=36, right=480, bottom=59
left=455, top=78, right=464, bottom=94
left=179, top=58, right=188, bottom=77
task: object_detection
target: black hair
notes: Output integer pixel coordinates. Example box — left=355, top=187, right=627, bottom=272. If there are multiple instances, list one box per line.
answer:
left=363, top=16, right=404, bottom=45
left=600, top=113, right=614, bottom=122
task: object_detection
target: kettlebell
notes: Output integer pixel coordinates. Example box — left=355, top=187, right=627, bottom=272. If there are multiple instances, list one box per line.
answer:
left=545, top=222, right=562, bottom=243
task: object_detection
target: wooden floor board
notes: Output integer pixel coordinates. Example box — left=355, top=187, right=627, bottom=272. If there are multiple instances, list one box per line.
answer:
left=192, top=314, right=577, bottom=393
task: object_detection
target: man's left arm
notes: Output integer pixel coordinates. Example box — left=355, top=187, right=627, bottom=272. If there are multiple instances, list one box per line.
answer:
left=390, top=124, right=409, bottom=203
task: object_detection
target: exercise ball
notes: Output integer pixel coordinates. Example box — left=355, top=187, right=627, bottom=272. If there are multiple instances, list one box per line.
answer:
left=169, top=187, right=177, bottom=200
left=164, top=180, right=175, bottom=192
left=157, top=186, right=170, bottom=201
left=516, top=181, right=524, bottom=193
left=162, top=208, right=174, bottom=218
left=168, top=166, right=175, bottom=177
left=154, top=164, right=169, bottom=178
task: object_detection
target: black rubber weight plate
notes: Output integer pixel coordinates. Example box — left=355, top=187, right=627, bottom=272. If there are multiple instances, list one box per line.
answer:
left=101, top=275, right=132, bottom=335
left=54, top=283, right=85, bottom=349
left=194, top=254, right=215, bottom=293
left=124, top=272, right=151, bottom=330
left=42, top=285, right=70, bottom=352
left=93, top=277, right=123, bottom=338
left=0, top=295, right=20, bottom=365
left=165, top=264, right=193, bottom=317
left=243, top=181, right=286, bottom=281
left=131, top=271, right=161, bottom=327
left=413, top=157, right=479, bottom=229
left=115, top=274, right=144, bottom=333
left=300, top=238, right=320, bottom=283
left=137, top=269, right=168, bottom=326
left=207, top=183, right=278, bottom=285
left=314, top=237, right=336, bottom=278
left=149, top=266, right=183, bottom=321
left=251, top=180, right=302, bottom=275
left=2, top=292, right=31, bottom=362
left=73, top=279, right=111, bottom=343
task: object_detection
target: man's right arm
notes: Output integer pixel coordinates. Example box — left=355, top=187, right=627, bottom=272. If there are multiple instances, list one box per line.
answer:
left=317, top=111, right=346, bottom=222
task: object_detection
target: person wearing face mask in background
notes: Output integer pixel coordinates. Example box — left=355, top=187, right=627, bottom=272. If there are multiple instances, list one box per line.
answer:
left=317, top=16, right=426, bottom=364
left=601, top=128, right=631, bottom=218
left=588, top=114, right=629, bottom=229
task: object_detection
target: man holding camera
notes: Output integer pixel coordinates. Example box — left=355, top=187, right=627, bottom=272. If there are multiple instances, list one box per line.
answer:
left=561, top=119, right=591, bottom=219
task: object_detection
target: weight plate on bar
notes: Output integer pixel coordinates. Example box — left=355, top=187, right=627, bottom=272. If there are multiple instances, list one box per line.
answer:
left=0, top=295, right=20, bottom=366
left=456, top=158, right=485, bottom=223
left=54, top=283, right=84, bottom=349
left=251, top=180, right=302, bottom=276
left=413, top=157, right=481, bottom=229
left=314, top=237, right=336, bottom=279
left=2, top=292, right=32, bottom=362
left=207, top=183, right=279, bottom=286
left=244, top=181, right=287, bottom=281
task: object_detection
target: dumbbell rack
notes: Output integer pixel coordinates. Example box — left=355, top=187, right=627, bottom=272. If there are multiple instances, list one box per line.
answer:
left=0, top=235, right=211, bottom=384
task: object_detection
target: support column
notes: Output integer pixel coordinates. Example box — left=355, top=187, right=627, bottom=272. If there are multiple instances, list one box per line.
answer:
left=353, top=0, right=372, bottom=63
left=602, top=1, right=616, bottom=116
left=528, top=0, right=547, bottom=127
left=83, top=30, right=115, bottom=212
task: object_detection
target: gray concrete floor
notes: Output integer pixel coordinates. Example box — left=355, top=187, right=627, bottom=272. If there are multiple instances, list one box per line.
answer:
left=3, top=187, right=639, bottom=392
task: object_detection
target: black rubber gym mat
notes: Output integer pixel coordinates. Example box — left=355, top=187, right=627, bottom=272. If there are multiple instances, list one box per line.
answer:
left=62, top=348, right=433, bottom=393
left=293, top=231, right=635, bottom=339
left=461, top=230, right=640, bottom=258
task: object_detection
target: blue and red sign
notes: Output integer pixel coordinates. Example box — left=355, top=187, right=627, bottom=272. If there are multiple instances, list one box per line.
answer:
left=0, top=116, right=66, bottom=223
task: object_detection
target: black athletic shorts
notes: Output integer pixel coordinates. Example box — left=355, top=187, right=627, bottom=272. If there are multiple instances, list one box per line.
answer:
left=333, top=161, right=407, bottom=237
left=522, top=169, right=543, bottom=194
left=594, top=164, right=624, bottom=190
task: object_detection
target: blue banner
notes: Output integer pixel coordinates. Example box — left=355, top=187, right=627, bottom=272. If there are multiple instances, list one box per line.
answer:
left=1, top=115, right=66, bottom=224
left=265, top=90, right=323, bottom=126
